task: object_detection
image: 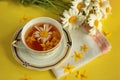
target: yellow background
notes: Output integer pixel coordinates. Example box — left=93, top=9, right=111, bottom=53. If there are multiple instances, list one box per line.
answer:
left=0, top=0, right=120, bottom=80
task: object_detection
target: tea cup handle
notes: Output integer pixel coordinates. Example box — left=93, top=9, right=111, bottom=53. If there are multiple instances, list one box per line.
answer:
left=12, top=39, right=25, bottom=48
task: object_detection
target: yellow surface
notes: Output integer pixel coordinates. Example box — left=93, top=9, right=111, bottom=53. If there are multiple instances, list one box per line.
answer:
left=0, top=0, right=120, bottom=80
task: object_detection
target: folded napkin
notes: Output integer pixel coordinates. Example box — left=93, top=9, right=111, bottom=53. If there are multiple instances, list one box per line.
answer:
left=51, top=25, right=111, bottom=78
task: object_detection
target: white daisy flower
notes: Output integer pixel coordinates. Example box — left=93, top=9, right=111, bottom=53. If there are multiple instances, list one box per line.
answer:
left=61, top=9, right=85, bottom=30
left=99, top=0, right=112, bottom=18
left=71, top=0, right=84, bottom=11
left=33, top=24, right=52, bottom=43
left=88, top=14, right=102, bottom=31
left=71, top=0, right=91, bottom=16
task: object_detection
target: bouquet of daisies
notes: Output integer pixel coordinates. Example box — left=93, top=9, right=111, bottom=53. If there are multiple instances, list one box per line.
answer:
left=19, top=0, right=112, bottom=35
left=61, top=0, right=112, bottom=35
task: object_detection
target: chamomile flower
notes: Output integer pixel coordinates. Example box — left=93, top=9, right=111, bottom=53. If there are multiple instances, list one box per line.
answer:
left=88, top=14, right=102, bottom=31
left=71, top=0, right=84, bottom=11
left=71, top=0, right=91, bottom=17
left=33, top=24, right=52, bottom=43
left=72, top=51, right=83, bottom=61
left=99, top=0, right=112, bottom=18
left=76, top=70, right=87, bottom=79
left=63, top=63, right=75, bottom=73
left=61, top=9, right=85, bottom=30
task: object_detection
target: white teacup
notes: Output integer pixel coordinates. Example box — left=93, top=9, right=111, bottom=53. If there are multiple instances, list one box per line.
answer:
left=12, top=17, right=63, bottom=55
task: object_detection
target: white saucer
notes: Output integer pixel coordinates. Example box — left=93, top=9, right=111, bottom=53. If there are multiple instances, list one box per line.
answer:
left=11, top=28, right=72, bottom=71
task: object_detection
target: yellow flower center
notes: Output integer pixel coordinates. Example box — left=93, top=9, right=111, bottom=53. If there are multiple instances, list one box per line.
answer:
left=99, top=0, right=103, bottom=7
left=106, top=7, right=110, bottom=13
left=77, top=3, right=83, bottom=10
left=39, top=30, right=49, bottom=38
left=69, top=16, right=77, bottom=23
left=94, top=19, right=99, bottom=28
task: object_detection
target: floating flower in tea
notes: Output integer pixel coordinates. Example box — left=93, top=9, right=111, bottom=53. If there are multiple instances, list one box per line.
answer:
left=34, top=24, right=52, bottom=43
left=25, top=22, right=61, bottom=51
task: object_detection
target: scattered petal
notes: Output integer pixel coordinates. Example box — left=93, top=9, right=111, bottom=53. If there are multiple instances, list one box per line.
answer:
left=26, top=36, right=36, bottom=44
left=81, top=44, right=88, bottom=52
left=22, top=75, right=32, bottom=80
left=72, top=51, right=83, bottom=61
left=20, top=15, right=31, bottom=23
left=103, top=31, right=111, bottom=37
left=63, top=63, right=75, bottom=73
left=76, top=70, right=87, bottom=80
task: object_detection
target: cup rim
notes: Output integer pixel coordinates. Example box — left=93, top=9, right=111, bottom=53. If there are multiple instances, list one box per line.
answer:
left=21, top=17, right=63, bottom=53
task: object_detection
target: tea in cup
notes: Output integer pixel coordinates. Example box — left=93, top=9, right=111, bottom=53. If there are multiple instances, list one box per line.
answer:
left=12, top=17, right=63, bottom=55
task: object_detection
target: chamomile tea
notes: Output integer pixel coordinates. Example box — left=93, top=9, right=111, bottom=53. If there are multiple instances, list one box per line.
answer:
left=25, top=23, right=61, bottom=51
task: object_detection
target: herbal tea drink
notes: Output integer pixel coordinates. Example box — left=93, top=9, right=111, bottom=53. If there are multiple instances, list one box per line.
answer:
left=25, top=23, right=61, bottom=51
left=12, top=17, right=63, bottom=54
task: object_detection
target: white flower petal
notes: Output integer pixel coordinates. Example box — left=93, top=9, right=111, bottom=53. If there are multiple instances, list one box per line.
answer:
left=46, top=35, right=51, bottom=40
left=48, top=32, right=52, bottom=35
left=34, top=34, right=40, bottom=38
left=84, top=0, right=91, bottom=6
left=34, top=31, right=39, bottom=34
left=44, top=24, right=49, bottom=30
left=42, top=38, right=47, bottom=43
left=47, top=26, right=52, bottom=32
left=63, top=22, right=69, bottom=28
left=37, top=37, right=41, bottom=41
left=63, top=10, right=70, bottom=18
left=39, top=27, right=44, bottom=31
left=34, top=26, right=40, bottom=31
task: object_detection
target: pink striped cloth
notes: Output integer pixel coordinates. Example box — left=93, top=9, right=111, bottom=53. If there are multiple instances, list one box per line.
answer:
left=51, top=20, right=111, bottom=78
left=82, top=23, right=111, bottom=53
left=58, top=18, right=111, bottom=53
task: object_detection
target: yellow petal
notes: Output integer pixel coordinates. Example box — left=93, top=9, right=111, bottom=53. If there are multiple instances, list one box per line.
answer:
left=46, top=41, right=50, bottom=46
left=81, top=44, right=88, bottom=52
left=72, top=51, right=83, bottom=61
left=75, top=70, right=87, bottom=79
left=20, top=15, right=31, bottom=23
left=41, top=43, right=46, bottom=48
left=63, top=63, right=74, bottom=73
left=103, top=31, right=111, bottom=37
